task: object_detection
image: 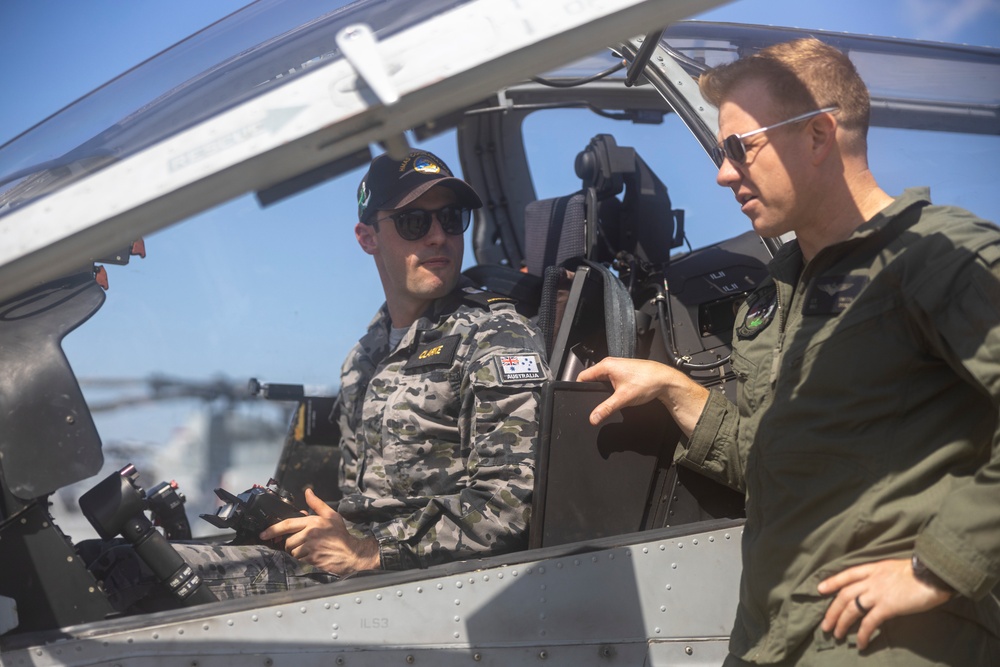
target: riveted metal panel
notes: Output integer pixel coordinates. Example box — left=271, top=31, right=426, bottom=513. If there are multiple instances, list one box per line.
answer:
left=646, top=639, right=732, bottom=667
left=1, top=523, right=743, bottom=666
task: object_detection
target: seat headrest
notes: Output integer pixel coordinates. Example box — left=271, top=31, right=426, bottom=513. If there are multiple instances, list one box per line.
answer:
left=523, top=193, right=587, bottom=277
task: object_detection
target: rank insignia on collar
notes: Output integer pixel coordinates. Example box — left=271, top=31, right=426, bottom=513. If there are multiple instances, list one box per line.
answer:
left=737, top=284, right=777, bottom=340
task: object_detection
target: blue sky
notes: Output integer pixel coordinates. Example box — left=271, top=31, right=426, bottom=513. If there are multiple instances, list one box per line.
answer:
left=2, top=0, right=999, bottom=451
left=3, top=0, right=999, bottom=144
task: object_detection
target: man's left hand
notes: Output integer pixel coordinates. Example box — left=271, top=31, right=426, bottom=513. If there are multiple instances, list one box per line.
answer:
left=259, top=488, right=380, bottom=577
left=817, top=558, right=954, bottom=650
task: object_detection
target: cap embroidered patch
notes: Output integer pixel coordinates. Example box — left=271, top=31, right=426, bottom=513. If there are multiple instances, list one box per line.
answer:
left=357, top=179, right=371, bottom=219
left=496, top=353, right=544, bottom=383
left=413, top=155, right=441, bottom=174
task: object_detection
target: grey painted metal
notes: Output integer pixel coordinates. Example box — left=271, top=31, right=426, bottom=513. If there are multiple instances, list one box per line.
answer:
left=0, top=0, right=731, bottom=306
left=619, top=36, right=719, bottom=166
left=336, top=24, right=401, bottom=108
left=1, top=523, right=743, bottom=666
left=460, top=105, right=536, bottom=269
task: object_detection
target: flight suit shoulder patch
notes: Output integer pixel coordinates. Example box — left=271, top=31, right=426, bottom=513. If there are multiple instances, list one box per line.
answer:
left=403, top=334, right=460, bottom=370
left=736, top=284, right=777, bottom=340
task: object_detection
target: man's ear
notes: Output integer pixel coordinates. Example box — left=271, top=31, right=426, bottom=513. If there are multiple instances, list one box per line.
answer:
left=809, top=111, right=838, bottom=164
left=356, top=221, right=378, bottom=255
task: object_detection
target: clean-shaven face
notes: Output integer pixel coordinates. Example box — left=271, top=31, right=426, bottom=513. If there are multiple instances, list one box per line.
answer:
left=714, top=80, right=814, bottom=239
left=367, top=186, right=464, bottom=324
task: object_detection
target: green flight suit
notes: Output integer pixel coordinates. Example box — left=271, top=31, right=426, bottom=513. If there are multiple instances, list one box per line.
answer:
left=683, top=188, right=1000, bottom=665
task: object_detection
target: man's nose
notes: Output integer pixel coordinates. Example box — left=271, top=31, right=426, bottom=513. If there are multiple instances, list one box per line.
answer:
left=423, top=214, right=449, bottom=243
left=716, top=156, right=741, bottom=189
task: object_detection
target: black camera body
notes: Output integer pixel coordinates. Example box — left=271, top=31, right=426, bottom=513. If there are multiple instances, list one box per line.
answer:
left=200, top=481, right=301, bottom=545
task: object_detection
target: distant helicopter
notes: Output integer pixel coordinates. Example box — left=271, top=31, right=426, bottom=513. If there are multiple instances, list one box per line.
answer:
left=51, top=375, right=294, bottom=541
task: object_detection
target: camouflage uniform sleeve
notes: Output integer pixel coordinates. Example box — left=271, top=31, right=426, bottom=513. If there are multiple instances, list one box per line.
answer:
left=337, top=307, right=391, bottom=498
left=371, top=307, right=550, bottom=570
left=336, top=346, right=363, bottom=498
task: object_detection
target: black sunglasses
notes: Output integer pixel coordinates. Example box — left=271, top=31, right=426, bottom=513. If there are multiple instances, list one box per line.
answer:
left=373, top=205, right=471, bottom=241
left=711, top=106, right=839, bottom=165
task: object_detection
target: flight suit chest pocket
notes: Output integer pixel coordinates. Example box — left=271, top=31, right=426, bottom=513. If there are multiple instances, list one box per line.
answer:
left=791, top=294, right=897, bottom=367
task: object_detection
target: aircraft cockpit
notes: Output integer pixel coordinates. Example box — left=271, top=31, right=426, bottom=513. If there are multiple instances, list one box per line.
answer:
left=1, top=0, right=998, bottom=662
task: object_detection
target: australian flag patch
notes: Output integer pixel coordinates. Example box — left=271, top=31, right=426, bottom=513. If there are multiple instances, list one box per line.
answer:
left=495, top=353, right=544, bottom=384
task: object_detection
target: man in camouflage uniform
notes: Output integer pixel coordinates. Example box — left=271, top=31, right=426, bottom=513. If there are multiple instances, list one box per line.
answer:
left=578, top=39, right=999, bottom=665
left=88, top=150, right=549, bottom=607
left=259, top=149, right=549, bottom=573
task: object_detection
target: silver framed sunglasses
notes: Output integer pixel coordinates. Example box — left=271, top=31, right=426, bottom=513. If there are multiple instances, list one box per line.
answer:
left=711, top=106, right=840, bottom=165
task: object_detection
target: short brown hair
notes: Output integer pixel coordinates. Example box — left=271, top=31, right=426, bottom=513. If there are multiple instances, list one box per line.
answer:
left=699, top=38, right=870, bottom=142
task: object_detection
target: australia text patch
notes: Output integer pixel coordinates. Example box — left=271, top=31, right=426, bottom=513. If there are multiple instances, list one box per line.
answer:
left=495, top=353, right=545, bottom=384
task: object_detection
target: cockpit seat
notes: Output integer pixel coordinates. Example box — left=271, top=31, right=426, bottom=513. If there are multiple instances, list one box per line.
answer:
left=523, top=193, right=588, bottom=277
left=521, top=189, right=637, bottom=378
left=521, top=135, right=746, bottom=546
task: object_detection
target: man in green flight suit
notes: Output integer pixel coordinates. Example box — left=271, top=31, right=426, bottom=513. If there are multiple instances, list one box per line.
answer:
left=578, top=38, right=1000, bottom=665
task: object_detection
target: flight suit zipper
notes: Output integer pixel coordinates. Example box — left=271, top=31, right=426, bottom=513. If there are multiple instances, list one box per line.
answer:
left=768, top=285, right=786, bottom=387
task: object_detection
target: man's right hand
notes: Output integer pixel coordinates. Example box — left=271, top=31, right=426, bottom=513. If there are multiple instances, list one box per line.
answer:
left=576, top=357, right=709, bottom=437
left=260, top=488, right=380, bottom=577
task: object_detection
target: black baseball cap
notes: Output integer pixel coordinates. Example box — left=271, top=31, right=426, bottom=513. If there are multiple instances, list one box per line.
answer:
left=357, top=150, right=483, bottom=223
